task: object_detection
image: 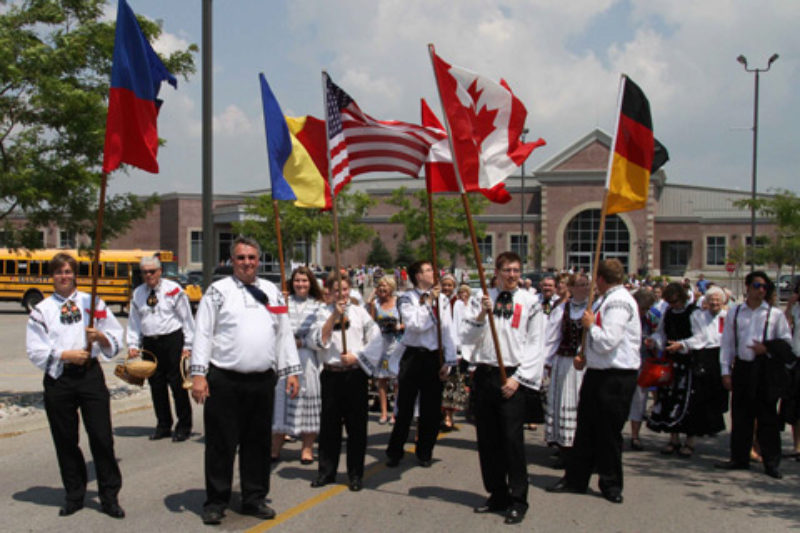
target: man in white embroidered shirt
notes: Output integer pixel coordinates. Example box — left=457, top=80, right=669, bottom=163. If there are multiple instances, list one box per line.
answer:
left=547, top=259, right=640, bottom=504
left=190, top=237, right=301, bottom=525
left=127, top=255, right=195, bottom=442
left=461, top=251, right=545, bottom=525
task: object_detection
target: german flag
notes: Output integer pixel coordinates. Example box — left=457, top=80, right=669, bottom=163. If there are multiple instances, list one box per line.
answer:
left=606, top=76, right=668, bottom=215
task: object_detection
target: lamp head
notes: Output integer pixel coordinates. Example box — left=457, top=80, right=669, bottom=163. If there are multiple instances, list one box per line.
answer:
left=736, top=55, right=747, bottom=67
left=768, top=53, right=779, bottom=66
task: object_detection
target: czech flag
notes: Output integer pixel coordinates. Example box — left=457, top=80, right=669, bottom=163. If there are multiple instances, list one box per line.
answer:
left=606, top=75, right=668, bottom=215
left=102, top=0, right=177, bottom=174
left=260, top=73, right=331, bottom=210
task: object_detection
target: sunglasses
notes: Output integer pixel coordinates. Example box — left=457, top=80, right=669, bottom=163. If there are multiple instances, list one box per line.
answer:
left=235, top=255, right=258, bottom=261
left=751, top=281, right=768, bottom=290
left=142, top=269, right=158, bottom=275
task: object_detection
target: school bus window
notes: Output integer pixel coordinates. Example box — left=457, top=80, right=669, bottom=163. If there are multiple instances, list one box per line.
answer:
left=78, top=261, right=90, bottom=277
left=117, top=262, right=129, bottom=277
left=29, top=261, right=40, bottom=275
left=41, top=261, right=50, bottom=275
left=18, top=261, right=28, bottom=274
left=3, top=260, right=13, bottom=274
left=103, top=262, right=115, bottom=277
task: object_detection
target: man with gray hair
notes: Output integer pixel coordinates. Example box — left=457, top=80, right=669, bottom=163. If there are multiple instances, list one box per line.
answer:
left=127, top=255, right=195, bottom=441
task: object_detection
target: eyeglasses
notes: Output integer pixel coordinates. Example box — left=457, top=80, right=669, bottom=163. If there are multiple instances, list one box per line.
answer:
left=751, top=281, right=768, bottom=290
left=235, top=255, right=258, bottom=261
left=500, top=268, right=521, bottom=274
left=142, top=269, right=158, bottom=275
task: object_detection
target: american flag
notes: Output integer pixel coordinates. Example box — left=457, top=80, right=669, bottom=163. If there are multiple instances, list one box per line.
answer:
left=323, top=72, right=440, bottom=196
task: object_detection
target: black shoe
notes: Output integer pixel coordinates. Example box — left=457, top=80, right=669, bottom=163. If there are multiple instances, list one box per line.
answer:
left=300, top=458, right=314, bottom=465
left=241, top=502, right=276, bottom=520
left=504, top=507, right=525, bottom=524
left=349, top=477, right=363, bottom=492
left=149, top=428, right=171, bottom=440
left=101, top=502, right=125, bottom=519
left=473, top=500, right=508, bottom=514
left=310, top=476, right=335, bottom=488
left=386, top=457, right=401, bottom=468
left=417, top=458, right=432, bottom=468
left=765, top=466, right=783, bottom=479
left=201, top=508, right=224, bottom=525
left=58, top=501, right=83, bottom=516
left=546, top=478, right=585, bottom=494
left=714, top=460, right=750, bottom=470
left=601, top=490, right=623, bottom=504
left=172, top=430, right=190, bottom=442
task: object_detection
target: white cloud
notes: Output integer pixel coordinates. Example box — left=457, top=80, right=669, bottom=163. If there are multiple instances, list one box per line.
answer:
left=153, top=31, right=191, bottom=56
left=213, top=105, right=256, bottom=137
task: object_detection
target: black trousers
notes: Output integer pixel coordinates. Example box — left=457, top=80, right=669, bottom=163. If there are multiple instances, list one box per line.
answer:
left=730, top=358, right=781, bottom=469
left=143, top=329, right=191, bottom=432
left=386, top=347, right=443, bottom=462
left=565, top=368, right=637, bottom=493
left=203, top=365, right=276, bottom=512
left=43, top=362, right=122, bottom=505
left=318, top=367, right=369, bottom=480
left=472, top=365, right=528, bottom=510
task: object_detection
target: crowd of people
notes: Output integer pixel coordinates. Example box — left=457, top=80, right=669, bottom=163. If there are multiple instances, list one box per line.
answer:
left=25, top=240, right=800, bottom=526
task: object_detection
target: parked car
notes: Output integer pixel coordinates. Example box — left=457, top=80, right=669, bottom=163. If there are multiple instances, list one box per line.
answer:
left=778, top=274, right=800, bottom=301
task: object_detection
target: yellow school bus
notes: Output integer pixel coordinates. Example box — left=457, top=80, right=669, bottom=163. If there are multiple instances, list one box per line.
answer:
left=0, top=248, right=202, bottom=312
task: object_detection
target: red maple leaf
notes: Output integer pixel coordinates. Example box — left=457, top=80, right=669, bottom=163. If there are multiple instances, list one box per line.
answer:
left=465, top=78, right=499, bottom=146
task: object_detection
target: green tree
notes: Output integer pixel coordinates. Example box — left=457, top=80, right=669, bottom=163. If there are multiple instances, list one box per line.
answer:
left=0, top=0, right=197, bottom=248
left=366, top=236, right=392, bottom=267
left=387, top=188, right=488, bottom=268
left=394, top=232, right=416, bottom=267
left=232, top=189, right=376, bottom=264
left=734, top=190, right=800, bottom=275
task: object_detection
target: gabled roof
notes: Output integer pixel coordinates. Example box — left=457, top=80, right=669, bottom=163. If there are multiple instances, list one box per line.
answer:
left=534, top=128, right=611, bottom=173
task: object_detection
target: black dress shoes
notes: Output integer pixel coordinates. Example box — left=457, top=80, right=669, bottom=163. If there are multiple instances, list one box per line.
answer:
left=201, top=508, right=224, bottom=525
left=58, top=501, right=83, bottom=516
left=385, top=457, right=401, bottom=468
left=310, top=476, right=335, bottom=488
left=713, top=460, right=750, bottom=470
left=765, top=466, right=783, bottom=479
left=101, top=502, right=125, bottom=519
left=546, top=478, right=585, bottom=494
left=473, top=500, right=508, bottom=514
left=348, top=477, right=363, bottom=492
left=601, top=490, right=623, bottom=504
left=504, top=507, right=526, bottom=525
left=149, top=428, right=171, bottom=440
left=241, top=502, right=276, bottom=520
left=172, top=430, right=190, bottom=442
left=417, top=458, right=432, bottom=468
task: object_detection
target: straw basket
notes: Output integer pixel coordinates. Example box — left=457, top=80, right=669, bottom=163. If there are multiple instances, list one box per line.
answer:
left=179, top=357, right=193, bottom=390
left=123, top=349, right=158, bottom=379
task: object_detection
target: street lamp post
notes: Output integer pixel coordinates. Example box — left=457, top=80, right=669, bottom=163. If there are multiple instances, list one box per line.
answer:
left=737, top=53, right=778, bottom=272
left=519, top=127, right=529, bottom=266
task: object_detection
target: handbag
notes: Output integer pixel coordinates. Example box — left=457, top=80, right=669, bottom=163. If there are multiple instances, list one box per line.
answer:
left=637, top=356, right=674, bottom=388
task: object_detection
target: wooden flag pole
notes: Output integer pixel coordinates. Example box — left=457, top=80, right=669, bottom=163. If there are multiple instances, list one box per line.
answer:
left=426, top=186, right=445, bottom=368
left=88, top=173, right=108, bottom=331
left=427, top=43, right=506, bottom=382
left=321, top=71, right=347, bottom=354
left=272, top=199, right=288, bottom=294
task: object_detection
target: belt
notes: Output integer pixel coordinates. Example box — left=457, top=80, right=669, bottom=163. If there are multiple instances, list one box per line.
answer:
left=61, top=357, right=98, bottom=375
left=323, top=364, right=358, bottom=373
left=476, top=364, right=518, bottom=374
left=143, top=328, right=182, bottom=341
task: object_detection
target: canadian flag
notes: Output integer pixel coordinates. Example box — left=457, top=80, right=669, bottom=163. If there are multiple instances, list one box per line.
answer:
left=429, top=46, right=545, bottom=192
left=421, top=98, right=512, bottom=203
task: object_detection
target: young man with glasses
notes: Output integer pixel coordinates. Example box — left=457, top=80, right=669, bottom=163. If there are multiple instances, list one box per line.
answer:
left=715, top=270, right=791, bottom=478
left=461, top=251, right=545, bottom=525
left=127, top=256, right=195, bottom=441
left=190, top=237, right=301, bottom=525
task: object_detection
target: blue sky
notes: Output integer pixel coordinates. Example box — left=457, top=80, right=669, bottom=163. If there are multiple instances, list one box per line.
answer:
left=108, top=0, right=799, bottom=198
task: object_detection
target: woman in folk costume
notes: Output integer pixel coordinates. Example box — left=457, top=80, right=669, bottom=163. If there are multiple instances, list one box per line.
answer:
left=646, top=282, right=701, bottom=456
left=367, top=275, right=403, bottom=425
left=272, top=267, right=325, bottom=464
left=440, top=274, right=468, bottom=430
left=628, top=289, right=659, bottom=451
left=544, top=273, right=589, bottom=467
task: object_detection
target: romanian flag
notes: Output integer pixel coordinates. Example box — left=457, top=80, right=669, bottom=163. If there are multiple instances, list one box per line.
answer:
left=605, top=75, right=668, bottom=215
left=260, top=74, right=331, bottom=210
left=102, top=0, right=177, bottom=174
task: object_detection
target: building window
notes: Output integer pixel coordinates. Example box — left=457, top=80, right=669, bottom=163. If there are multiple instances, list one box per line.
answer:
left=706, top=236, right=726, bottom=266
left=510, top=234, right=529, bottom=263
left=59, top=230, right=75, bottom=248
left=218, top=232, right=234, bottom=265
left=564, top=209, right=629, bottom=273
left=661, top=241, right=692, bottom=275
left=190, top=230, right=203, bottom=263
left=477, top=235, right=493, bottom=264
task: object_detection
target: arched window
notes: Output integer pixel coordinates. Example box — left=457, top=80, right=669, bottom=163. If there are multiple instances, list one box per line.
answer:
left=564, top=209, right=629, bottom=273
